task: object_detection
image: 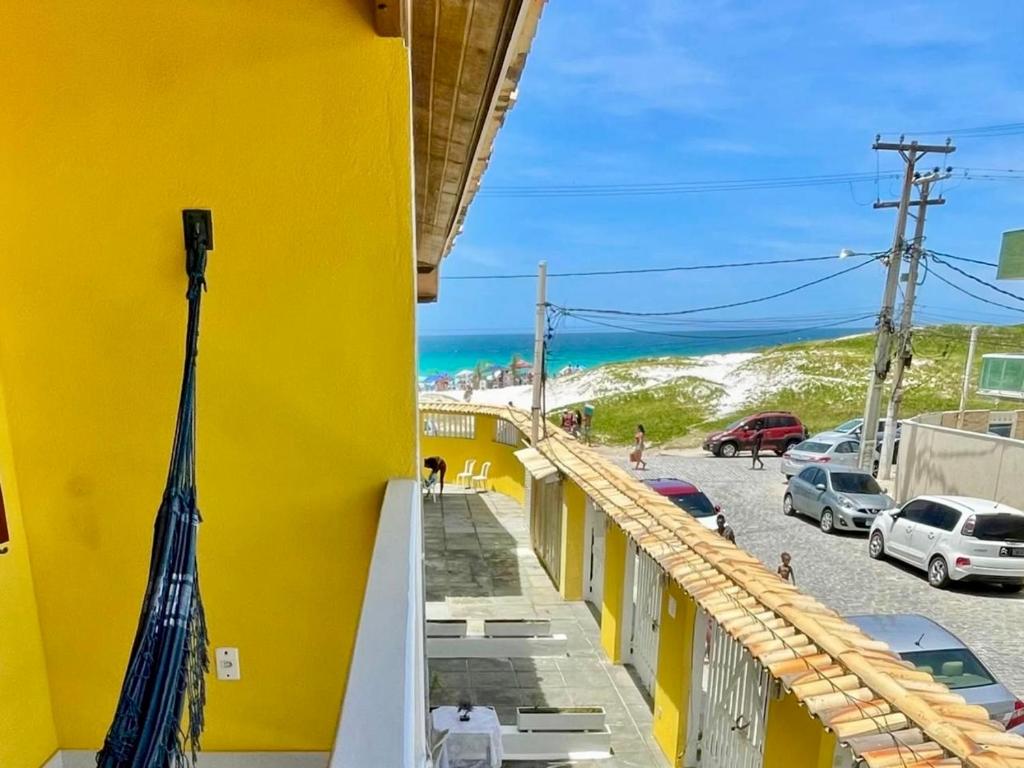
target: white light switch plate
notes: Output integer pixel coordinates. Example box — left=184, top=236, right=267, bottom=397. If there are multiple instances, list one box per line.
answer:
left=216, top=647, right=241, bottom=681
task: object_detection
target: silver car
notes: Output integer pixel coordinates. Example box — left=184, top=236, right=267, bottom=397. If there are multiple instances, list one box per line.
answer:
left=846, top=614, right=1024, bottom=734
left=784, top=466, right=894, bottom=534
left=780, top=435, right=861, bottom=478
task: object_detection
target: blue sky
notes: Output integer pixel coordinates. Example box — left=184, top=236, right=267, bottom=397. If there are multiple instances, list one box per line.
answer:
left=418, top=0, right=1024, bottom=335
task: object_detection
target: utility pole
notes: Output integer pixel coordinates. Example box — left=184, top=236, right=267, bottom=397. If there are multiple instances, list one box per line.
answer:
left=878, top=170, right=951, bottom=479
left=957, top=326, right=980, bottom=429
left=858, top=138, right=955, bottom=472
left=531, top=261, right=547, bottom=444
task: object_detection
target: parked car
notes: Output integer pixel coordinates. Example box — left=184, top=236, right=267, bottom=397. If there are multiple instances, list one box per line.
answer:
left=818, top=418, right=901, bottom=468
left=780, top=435, right=861, bottom=478
left=783, top=467, right=894, bottom=534
left=644, top=478, right=720, bottom=530
left=702, top=411, right=806, bottom=458
left=846, top=614, right=1024, bottom=734
left=868, top=496, right=1024, bottom=591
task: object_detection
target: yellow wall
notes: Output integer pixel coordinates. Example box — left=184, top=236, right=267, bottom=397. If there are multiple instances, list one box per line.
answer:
left=652, top=584, right=697, bottom=766
left=559, top=480, right=586, bottom=600
left=600, top=523, right=627, bottom=662
left=763, top=691, right=837, bottom=768
left=421, top=414, right=526, bottom=502
left=0, top=380, right=59, bottom=768
left=0, top=0, right=416, bottom=751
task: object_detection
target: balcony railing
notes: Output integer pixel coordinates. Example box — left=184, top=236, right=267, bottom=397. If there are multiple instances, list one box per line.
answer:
left=330, top=479, right=428, bottom=768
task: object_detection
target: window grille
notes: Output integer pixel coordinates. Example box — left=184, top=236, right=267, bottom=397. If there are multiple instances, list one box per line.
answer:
left=495, top=418, right=519, bottom=446
left=422, top=413, right=475, bottom=438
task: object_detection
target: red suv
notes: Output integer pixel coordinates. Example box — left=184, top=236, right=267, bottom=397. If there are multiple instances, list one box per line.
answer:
left=703, top=412, right=807, bottom=458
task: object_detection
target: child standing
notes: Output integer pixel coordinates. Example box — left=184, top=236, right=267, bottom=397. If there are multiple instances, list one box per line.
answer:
left=777, top=552, right=795, bottom=584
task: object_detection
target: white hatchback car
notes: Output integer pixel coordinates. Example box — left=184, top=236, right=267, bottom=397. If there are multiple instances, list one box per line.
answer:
left=868, top=496, right=1024, bottom=591
left=780, top=435, right=860, bottom=478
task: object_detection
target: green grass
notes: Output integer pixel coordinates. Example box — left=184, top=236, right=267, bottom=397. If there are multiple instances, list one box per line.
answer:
left=572, top=324, right=1024, bottom=446
left=563, top=376, right=724, bottom=445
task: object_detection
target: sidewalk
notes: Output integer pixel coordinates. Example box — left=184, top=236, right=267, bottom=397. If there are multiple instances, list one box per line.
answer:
left=425, top=488, right=670, bottom=768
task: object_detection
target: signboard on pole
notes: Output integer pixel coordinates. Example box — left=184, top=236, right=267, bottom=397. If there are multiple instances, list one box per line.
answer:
left=997, top=229, right=1024, bottom=280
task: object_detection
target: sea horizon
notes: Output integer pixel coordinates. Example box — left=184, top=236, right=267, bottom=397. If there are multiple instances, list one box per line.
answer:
left=418, top=327, right=870, bottom=376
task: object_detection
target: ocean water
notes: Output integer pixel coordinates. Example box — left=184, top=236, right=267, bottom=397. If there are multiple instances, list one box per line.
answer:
left=418, top=328, right=868, bottom=375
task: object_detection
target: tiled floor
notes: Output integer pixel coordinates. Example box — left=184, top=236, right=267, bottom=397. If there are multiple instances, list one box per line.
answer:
left=425, top=488, right=670, bottom=768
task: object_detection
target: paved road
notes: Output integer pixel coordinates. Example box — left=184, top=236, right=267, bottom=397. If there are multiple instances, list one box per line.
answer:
left=607, top=448, right=1024, bottom=698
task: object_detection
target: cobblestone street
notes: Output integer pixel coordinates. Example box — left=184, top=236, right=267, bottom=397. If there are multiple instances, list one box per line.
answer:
left=607, top=447, right=1024, bottom=698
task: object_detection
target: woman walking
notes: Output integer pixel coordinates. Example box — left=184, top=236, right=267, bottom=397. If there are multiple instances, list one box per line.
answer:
left=631, top=424, right=647, bottom=470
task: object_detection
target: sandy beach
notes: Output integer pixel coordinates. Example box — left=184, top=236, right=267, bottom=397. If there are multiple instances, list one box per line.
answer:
left=422, top=351, right=764, bottom=416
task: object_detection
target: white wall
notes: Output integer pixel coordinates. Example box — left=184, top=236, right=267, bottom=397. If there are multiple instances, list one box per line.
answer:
left=897, top=419, right=1024, bottom=505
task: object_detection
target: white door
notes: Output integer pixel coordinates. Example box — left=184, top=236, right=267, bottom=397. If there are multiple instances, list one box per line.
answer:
left=689, top=612, right=768, bottom=768
left=583, top=499, right=605, bottom=613
left=628, top=546, right=664, bottom=699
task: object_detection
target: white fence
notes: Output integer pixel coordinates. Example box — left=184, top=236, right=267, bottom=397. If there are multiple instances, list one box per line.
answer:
left=423, top=413, right=475, bottom=439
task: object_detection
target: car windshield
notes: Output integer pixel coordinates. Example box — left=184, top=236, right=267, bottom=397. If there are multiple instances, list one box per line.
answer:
left=669, top=493, right=716, bottom=518
left=830, top=473, right=882, bottom=494
left=973, top=514, right=1024, bottom=542
left=723, top=418, right=746, bottom=431
left=900, top=649, right=996, bottom=690
left=835, top=419, right=861, bottom=432
left=794, top=441, right=829, bottom=453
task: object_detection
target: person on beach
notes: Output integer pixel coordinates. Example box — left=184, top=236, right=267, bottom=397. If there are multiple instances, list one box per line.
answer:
left=632, top=424, right=647, bottom=470
left=423, top=456, right=447, bottom=494
left=573, top=409, right=584, bottom=438
left=463, top=385, right=473, bottom=403
left=777, top=551, right=795, bottom=584
left=561, top=410, right=573, bottom=432
left=715, top=513, right=735, bottom=543
left=751, top=420, right=765, bottom=470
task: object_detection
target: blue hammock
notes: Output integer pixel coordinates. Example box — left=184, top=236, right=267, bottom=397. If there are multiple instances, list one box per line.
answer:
left=97, top=213, right=212, bottom=768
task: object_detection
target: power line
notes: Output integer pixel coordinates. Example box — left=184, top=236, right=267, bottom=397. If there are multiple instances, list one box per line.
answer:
left=479, top=171, right=902, bottom=198
left=442, top=252, right=881, bottom=280
left=926, top=251, right=998, bottom=268
left=885, top=122, right=1024, bottom=137
left=928, top=253, right=1024, bottom=305
left=554, top=257, right=878, bottom=318
left=927, top=265, right=1024, bottom=313
left=559, top=310, right=877, bottom=342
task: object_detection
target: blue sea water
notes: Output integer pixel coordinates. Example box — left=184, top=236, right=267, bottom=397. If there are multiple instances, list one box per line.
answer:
left=418, top=328, right=869, bottom=375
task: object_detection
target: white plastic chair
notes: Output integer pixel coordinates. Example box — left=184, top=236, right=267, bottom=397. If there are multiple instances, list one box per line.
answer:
left=422, top=475, right=439, bottom=503
left=456, top=459, right=476, bottom=488
left=471, top=461, right=491, bottom=493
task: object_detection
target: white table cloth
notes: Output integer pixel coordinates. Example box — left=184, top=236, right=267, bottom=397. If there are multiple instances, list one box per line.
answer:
left=432, top=705, right=503, bottom=768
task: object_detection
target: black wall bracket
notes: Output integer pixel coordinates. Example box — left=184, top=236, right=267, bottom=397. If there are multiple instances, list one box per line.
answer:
left=182, top=209, right=213, bottom=253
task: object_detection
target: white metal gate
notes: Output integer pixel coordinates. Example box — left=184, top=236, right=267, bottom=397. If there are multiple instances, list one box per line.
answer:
left=628, top=545, right=663, bottom=698
left=530, top=477, right=562, bottom=588
left=690, top=610, right=769, bottom=768
left=583, top=500, right=605, bottom=613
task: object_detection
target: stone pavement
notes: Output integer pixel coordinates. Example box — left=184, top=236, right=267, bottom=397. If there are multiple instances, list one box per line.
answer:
left=425, top=489, right=671, bottom=768
left=609, top=447, right=1024, bottom=698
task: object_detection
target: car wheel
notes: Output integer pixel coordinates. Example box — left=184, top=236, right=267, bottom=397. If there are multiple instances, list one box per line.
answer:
left=1000, top=582, right=1024, bottom=594
left=868, top=530, right=885, bottom=559
left=773, top=448, right=784, bottom=456
left=784, top=438, right=801, bottom=452
left=719, top=442, right=738, bottom=458
left=928, top=556, right=950, bottom=589
left=783, top=493, right=796, bottom=516
left=820, top=509, right=835, bottom=534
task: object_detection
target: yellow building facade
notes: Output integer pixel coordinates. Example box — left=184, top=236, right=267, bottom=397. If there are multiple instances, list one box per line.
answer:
left=0, top=2, right=543, bottom=765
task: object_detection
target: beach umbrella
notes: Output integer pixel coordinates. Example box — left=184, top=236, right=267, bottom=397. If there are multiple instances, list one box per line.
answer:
left=96, top=212, right=212, bottom=768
